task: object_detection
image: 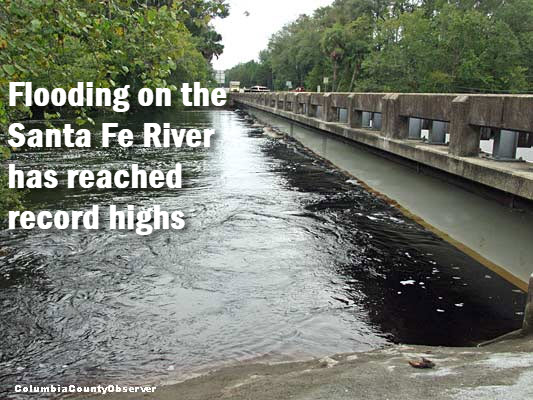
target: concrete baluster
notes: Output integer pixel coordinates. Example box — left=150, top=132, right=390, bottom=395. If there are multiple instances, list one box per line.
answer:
left=430, top=120, right=447, bottom=144
left=408, top=118, right=423, bottom=139
left=372, top=113, right=382, bottom=131
left=362, top=112, right=372, bottom=128
left=493, top=130, right=519, bottom=160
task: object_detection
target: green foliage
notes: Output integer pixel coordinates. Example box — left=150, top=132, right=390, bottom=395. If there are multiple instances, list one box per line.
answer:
left=0, top=0, right=228, bottom=221
left=228, top=0, right=533, bottom=94
left=224, top=59, right=272, bottom=89
left=0, top=173, right=23, bottom=221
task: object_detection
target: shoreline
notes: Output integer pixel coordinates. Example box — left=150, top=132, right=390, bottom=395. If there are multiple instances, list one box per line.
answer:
left=74, top=336, right=533, bottom=400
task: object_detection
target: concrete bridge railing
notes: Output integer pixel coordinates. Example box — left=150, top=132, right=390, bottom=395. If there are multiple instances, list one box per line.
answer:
left=233, top=92, right=533, bottom=160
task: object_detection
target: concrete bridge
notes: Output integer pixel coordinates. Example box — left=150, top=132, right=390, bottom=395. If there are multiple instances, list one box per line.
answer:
left=232, top=91, right=533, bottom=291
left=232, top=92, right=533, bottom=204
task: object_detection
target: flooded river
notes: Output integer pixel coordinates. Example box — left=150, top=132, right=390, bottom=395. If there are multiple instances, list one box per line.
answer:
left=0, top=109, right=525, bottom=398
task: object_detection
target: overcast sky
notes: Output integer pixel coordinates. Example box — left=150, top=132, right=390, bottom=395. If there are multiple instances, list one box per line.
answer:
left=212, top=0, right=335, bottom=71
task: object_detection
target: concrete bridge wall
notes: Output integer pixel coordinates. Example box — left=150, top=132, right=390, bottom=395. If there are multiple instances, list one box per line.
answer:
left=232, top=92, right=533, bottom=203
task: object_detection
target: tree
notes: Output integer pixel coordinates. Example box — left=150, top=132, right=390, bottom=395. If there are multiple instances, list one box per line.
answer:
left=321, top=23, right=346, bottom=88
left=0, top=0, right=227, bottom=220
left=230, top=0, right=532, bottom=94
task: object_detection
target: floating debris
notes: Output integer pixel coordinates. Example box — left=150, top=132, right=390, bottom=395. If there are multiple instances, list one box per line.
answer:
left=263, top=126, right=283, bottom=138
left=409, top=358, right=435, bottom=369
left=319, top=356, right=339, bottom=368
left=346, top=179, right=361, bottom=186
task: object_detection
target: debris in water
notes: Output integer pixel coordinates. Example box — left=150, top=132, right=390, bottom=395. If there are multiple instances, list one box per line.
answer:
left=319, top=356, right=339, bottom=368
left=346, top=179, right=361, bottom=186
left=400, top=280, right=416, bottom=286
left=409, top=358, right=435, bottom=369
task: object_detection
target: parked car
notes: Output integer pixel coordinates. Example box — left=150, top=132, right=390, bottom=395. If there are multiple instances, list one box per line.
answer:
left=292, top=87, right=306, bottom=92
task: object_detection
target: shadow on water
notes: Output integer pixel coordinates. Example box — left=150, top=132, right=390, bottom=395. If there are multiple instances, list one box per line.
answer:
left=262, top=135, right=525, bottom=346
left=0, top=109, right=525, bottom=398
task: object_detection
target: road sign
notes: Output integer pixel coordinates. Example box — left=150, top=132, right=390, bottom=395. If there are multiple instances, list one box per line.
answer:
left=214, top=70, right=225, bottom=85
left=323, top=77, right=329, bottom=84
left=286, top=81, right=293, bottom=89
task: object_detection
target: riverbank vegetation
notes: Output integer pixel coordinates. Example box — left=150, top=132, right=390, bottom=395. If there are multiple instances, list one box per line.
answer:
left=226, top=0, right=533, bottom=94
left=0, top=0, right=228, bottom=219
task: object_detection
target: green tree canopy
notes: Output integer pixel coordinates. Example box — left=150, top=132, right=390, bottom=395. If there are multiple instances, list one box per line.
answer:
left=226, top=0, right=533, bottom=93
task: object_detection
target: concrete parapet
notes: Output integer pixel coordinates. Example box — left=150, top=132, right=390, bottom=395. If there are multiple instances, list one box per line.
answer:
left=231, top=92, right=533, bottom=203
left=296, top=93, right=310, bottom=115
left=285, top=93, right=297, bottom=113
left=308, top=93, right=325, bottom=118
left=309, top=93, right=325, bottom=106
left=350, top=93, right=384, bottom=114
left=349, top=93, right=385, bottom=129
left=500, top=96, right=533, bottom=132
left=397, top=94, right=455, bottom=121
left=327, top=93, right=351, bottom=109
left=232, top=91, right=533, bottom=159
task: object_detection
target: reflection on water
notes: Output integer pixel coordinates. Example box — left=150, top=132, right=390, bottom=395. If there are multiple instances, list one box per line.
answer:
left=0, top=110, right=525, bottom=398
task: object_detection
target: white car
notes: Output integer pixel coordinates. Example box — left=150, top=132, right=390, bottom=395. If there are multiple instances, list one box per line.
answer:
left=250, top=86, right=270, bottom=92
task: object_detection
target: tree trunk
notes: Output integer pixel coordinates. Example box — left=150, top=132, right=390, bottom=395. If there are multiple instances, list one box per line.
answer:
left=349, top=62, right=361, bottom=92
left=337, top=65, right=349, bottom=92
left=333, top=61, right=338, bottom=91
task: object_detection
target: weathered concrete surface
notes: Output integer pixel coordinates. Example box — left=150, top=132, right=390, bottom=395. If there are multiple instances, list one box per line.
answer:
left=78, top=338, right=533, bottom=400
left=233, top=96, right=533, bottom=201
